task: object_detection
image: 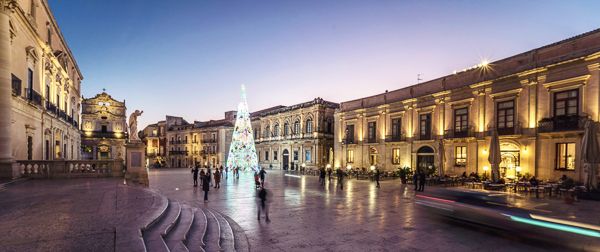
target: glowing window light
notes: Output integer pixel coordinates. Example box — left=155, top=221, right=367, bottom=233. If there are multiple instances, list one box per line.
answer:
left=505, top=214, right=600, bottom=238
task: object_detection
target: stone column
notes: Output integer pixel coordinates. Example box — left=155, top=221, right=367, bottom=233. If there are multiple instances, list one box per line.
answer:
left=0, top=1, right=15, bottom=178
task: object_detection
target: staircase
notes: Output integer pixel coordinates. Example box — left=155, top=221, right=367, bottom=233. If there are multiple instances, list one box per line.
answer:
left=142, top=199, right=249, bottom=252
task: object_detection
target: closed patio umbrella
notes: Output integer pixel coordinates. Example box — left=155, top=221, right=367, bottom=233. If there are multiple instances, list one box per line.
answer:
left=581, top=120, right=600, bottom=190
left=488, top=129, right=501, bottom=182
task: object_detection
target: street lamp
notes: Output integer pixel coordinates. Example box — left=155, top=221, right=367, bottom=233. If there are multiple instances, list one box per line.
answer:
left=483, top=166, right=489, bottom=180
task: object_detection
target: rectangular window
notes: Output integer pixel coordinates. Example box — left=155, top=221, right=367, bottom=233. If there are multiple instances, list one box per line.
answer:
left=497, top=100, right=514, bottom=135
left=274, top=151, right=278, bottom=161
left=419, top=113, right=431, bottom=140
left=391, top=118, right=401, bottom=139
left=392, top=148, right=400, bottom=164
left=455, top=146, right=467, bottom=166
left=554, top=90, right=579, bottom=117
left=368, top=122, right=376, bottom=142
left=556, top=143, right=575, bottom=170
left=345, top=125, right=355, bottom=144
left=101, top=125, right=107, bottom=133
left=347, top=149, right=354, bottom=163
left=305, top=150, right=311, bottom=162
left=454, top=108, right=468, bottom=133
left=265, top=151, right=269, bottom=161
left=293, top=151, right=299, bottom=161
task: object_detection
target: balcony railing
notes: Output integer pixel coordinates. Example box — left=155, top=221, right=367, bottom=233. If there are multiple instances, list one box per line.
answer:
left=538, top=115, right=587, bottom=133
left=341, top=138, right=356, bottom=145
left=83, top=131, right=128, bottom=139
left=444, top=126, right=475, bottom=139
left=168, top=150, right=189, bottom=155
left=46, top=102, right=57, bottom=115
left=25, top=88, right=43, bottom=106
left=16, top=160, right=124, bottom=178
left=385, top=135, right=405, bottom=142
left=416, top=133, right=432, bottom=141
left=365, top=138, right=378, bottom=144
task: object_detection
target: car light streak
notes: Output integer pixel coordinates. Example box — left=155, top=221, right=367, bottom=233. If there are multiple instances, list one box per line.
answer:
left=503, top=214, right=600, bottom=238
left=415, top=195, right=455, bottom=204
left=284, top=174, right=302, bottom=178
left=530, top=214, right=600, bottom=232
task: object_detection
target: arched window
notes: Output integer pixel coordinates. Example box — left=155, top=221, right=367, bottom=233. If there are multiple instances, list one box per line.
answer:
left=284, top=122, right=289, bottom=136
left=294, top=120, right=300, bottom=135
left=305, top=119, right=313, bottom=133
left=264, top=126, right=270, bottom=138
left=273, top=123, right=279, bottom=137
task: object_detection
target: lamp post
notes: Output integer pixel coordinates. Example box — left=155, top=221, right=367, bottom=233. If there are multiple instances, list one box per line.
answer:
left=515, top=166, right=522, bottom=192
left=483, top=166, right=489, bottom=181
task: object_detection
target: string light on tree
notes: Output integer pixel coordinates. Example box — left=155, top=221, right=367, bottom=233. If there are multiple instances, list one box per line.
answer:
left=226, top=85, right=259, bottom=173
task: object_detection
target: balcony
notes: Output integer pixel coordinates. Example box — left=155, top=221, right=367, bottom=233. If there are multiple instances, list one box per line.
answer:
left=169, top=150, right=189, bottom=156
left=11, top=76, right=21, bottom=96
left=444, top=126, right=475, bottom=139
left=538, top=115, right=587, bottom=133
left=58, top=110, right=67, bottom=120
left=83, top=131, right=128, bottom=139
left=416, top=133, right=432, bottom=141
left=25, top=88, right=43, bottom=107
left=365, top=138, right=378, bottom=144
left=46, top=102, right=58, bottom=115
left=385, top=135, right=405, bottom=142
left=341, top=138, right=356, bottom=145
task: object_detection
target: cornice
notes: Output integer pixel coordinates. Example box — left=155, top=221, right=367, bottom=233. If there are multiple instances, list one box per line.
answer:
left=543, top=75, right=591, bottom=90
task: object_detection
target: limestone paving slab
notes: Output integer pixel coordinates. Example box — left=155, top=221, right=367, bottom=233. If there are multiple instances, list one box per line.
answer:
left=148, top=168, right=600, bottom=252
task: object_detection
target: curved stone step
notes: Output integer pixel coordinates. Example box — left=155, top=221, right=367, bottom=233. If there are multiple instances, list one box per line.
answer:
left=144, top=201, right=182, bottom=252
left=165, top=205, right=194, bottom=252
left=221, top=214, right=251, bottom=252
left=202, top=208, right=221, bottom=252
left=211, top=210, right=235, bottom=252
left=186, top=208, right=207, bottom=252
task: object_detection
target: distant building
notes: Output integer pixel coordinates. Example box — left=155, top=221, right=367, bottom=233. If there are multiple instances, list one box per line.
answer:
left=80, top=91, right=127, bottom=160
left=334, top=29, right=600, bottom=183
left=1, top=0, right=84, bottom=177
left=251, top=98, right=338, bottom=170
left=144, top=112, right=235, bottom=168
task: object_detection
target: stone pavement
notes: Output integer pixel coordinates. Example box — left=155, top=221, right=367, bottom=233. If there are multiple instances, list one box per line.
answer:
left=0, top=178, right=166, bottom=252
left=148, top=168, right=600, bottom=252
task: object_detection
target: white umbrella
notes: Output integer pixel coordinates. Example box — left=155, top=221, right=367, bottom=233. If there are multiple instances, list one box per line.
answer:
left=488, top=129, right=501, bottom=182
left=581, top=120, right=600, bottom=190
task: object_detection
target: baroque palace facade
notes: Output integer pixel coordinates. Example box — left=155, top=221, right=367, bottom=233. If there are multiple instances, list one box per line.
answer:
left=80, top=91, right=127, bottom=161
left=334, top=29, right=600, bottom=183
left=252, top=98, right=338, bottom=170
left=1, top=0, right=83, bottom=177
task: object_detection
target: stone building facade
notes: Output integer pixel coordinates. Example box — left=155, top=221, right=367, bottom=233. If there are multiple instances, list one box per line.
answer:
left=335, top=29, right=600, bottom=183
left=140, top=120, right=166, bottom=167
left=1, top=0, right=83, bottom=177
left=156, top=112, right=235, bottom=168
left=80, top=91, right=127, bottom=161
left=252, top=98, right=338, bottom=170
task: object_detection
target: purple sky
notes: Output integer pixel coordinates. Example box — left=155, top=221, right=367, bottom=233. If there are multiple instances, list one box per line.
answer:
left=49, top=0, right=600, bottom=128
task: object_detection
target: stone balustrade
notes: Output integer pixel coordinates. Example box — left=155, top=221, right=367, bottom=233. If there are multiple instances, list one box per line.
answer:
left=16, top=160, right=124, bottom=178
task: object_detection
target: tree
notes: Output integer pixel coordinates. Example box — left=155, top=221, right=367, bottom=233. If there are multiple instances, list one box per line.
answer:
left=226, top=85, right=259, bottom=172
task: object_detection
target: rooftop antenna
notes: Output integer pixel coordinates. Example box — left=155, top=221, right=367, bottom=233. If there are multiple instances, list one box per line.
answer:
left=417, top=74, right=423, bottom=84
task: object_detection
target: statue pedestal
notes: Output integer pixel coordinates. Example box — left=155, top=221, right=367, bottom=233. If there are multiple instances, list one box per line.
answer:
left=125, top=141, right=148, bottom=185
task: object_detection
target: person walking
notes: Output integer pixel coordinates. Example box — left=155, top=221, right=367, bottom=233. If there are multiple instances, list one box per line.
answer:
left=337, top=169, right=345, bottom=190
left=319, top=168, right=326, bottom=186
left=191, top=165, right=200, bottom=187
left=375, top=168, right=381, bottom=188
left=257, top=186, right=270, bottom=222
left=418, top=171, right=426, bottom=192
left=202, top=173, right=210, bottom=202
left=259, top=167, right=267, bottom=186
left=214, top=168, right=221, bottom=189
left=221, top=165, right=226, bottom=180
left=200, top=170, right=206, bottom=186
left=207, top=167, right=213, bottom=187
left=327, top=168, right=333, bottom=182
left=413, top=171, right=419, bottom=191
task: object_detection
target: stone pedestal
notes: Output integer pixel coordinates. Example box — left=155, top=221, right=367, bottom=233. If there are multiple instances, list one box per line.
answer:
left=0, top=161, right=18, bottom=179
left=125, top=141, right=148, bottom=185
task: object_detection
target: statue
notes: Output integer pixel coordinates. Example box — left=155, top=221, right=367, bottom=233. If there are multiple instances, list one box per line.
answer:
left=128, top=110, right=143, bottom=142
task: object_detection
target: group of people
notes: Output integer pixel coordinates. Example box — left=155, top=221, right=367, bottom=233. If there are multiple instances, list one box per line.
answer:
left=191, top=165, right=225, bottom=202
left=413, top=170, right=427, bottom=192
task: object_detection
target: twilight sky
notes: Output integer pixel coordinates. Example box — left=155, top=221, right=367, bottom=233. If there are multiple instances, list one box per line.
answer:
left=49, top=0, right=600, bottom=128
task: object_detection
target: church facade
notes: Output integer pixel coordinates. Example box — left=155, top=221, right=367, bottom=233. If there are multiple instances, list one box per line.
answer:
left=80, top=91, right=127, bottom=161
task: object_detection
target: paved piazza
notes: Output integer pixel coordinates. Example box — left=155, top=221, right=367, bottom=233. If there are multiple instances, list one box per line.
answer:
left=148, top=169, right=600, bottom=251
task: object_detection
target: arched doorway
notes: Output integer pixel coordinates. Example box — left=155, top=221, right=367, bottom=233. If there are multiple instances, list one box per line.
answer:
left=369, top=147, right=378, bottom=165
left=500, top=142, right=520, bottom=179
left=417, top=146, right=435, bottom=174
left=282, top=149, right=289, bottom=170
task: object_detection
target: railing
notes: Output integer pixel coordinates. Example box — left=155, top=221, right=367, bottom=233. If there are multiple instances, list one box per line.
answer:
left=16, top=160, right=124, bottom=178
left=169, top=150, right=189, bottom=155
left=24, top=88, right=43, bottom=106
left=444, top=126, right=475, bottom=139
left=385, top=135, right=405, bottom=142
left=342, top=138, right=356, bottom=145
left=416, top=133, right=432, bottom=141
left=365, top=138, right=378, bottom=144
left=538, top=115, right=587, bottom=133
left=169, top=140, right=187, bottom=144
left=83, top=131, right=128, bottom=139
left=203, top=139, right=217, bottom=143
left=46, top=102, right=58, bottom=115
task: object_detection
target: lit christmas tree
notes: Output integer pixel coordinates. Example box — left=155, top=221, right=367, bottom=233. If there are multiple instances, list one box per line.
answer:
left=226, top=85, right=259, bottom=172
